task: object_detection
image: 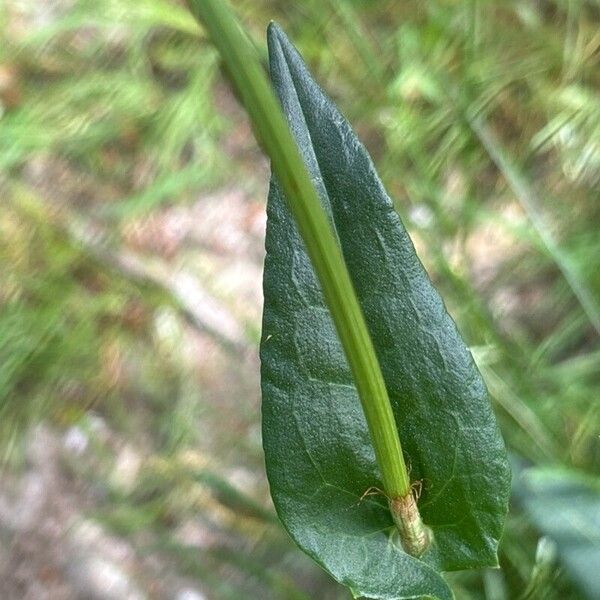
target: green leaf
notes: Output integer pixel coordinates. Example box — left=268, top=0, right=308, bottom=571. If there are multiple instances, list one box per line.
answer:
left=514, top=465, right=600, bottom=600
left=260, top=23, right=510, bottom=600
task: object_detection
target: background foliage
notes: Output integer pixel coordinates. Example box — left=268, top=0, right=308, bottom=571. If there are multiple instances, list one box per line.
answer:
left=0, top=0, right=598, bottom=598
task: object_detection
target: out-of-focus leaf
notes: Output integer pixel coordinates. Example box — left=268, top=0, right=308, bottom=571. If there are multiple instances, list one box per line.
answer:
left=514, top=466, right=600, bottom=600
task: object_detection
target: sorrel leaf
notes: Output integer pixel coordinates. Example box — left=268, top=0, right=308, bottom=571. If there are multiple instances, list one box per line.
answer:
left=261, top=23, right=510, bottom=599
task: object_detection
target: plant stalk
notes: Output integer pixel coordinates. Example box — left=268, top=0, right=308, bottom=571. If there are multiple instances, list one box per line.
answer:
left=187, top=0, right=429, bottom=555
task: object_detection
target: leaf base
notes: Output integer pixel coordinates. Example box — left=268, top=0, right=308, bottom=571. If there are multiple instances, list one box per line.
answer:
left=390, top=493, right=432, bottom=557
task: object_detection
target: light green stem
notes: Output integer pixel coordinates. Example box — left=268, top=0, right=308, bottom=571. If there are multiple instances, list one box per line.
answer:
left=186, top=0, right=410, bottom=500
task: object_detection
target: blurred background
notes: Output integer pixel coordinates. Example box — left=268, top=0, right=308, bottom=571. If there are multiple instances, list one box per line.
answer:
left=1, top=0, right=599, bottom=598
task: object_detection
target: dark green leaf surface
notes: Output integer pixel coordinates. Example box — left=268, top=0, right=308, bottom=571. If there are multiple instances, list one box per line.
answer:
left=514, top=466, right=600, bottom=600
left=261, top=23, right=510, bottom=599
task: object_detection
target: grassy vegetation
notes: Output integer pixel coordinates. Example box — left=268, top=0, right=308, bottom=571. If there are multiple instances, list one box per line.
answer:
left=1, top=0, right=598, bottom=598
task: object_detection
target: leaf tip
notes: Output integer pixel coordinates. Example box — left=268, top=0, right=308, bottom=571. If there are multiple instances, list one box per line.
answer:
left=266, top=20, right=285, bottom=47
left=266, top=21, right=298, bottom=68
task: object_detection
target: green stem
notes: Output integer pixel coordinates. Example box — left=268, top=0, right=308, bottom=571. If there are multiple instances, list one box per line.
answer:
left=186, top=0, right=410, bottom=500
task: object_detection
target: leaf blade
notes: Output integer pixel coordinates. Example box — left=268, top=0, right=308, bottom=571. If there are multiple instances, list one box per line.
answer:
left=261, top=23, right=510, bottom=598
